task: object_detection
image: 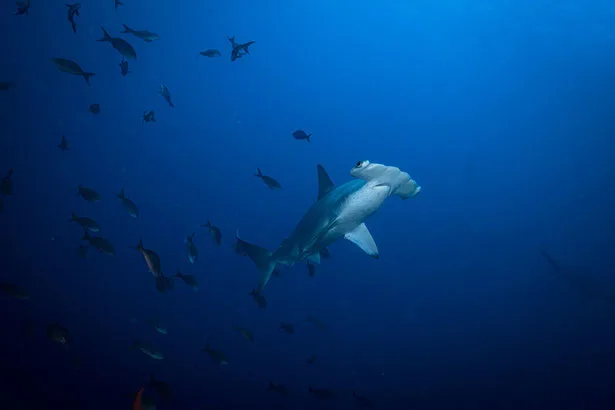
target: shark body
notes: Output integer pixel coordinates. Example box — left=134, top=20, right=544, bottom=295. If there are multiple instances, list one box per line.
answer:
left=237, top=160, right=421, bottom=292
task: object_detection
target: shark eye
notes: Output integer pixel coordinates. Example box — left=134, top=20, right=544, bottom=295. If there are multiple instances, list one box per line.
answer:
left=355, top=161, right=362, bottom=168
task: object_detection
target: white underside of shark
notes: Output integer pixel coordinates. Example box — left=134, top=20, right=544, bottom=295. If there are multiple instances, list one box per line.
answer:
left=236, top=160, right=421, bottom=292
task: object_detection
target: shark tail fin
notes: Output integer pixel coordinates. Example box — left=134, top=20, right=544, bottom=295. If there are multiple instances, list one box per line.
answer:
left=235, top=230, right=276, bottom=292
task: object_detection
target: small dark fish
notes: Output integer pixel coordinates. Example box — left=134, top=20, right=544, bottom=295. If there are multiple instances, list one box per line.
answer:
left=352, top=391, right=373, bottom=407
left=121, top=24, right=159, bottom=42
left=14, top=0, right=30, bottom=15
left=119, top=58, right=131, bottom=76
left=201, top=343, right=228, bottom=365
left=228, top=36, right=255, bottom=62
left=89, top=103, right=100, bottom=114
left=306, top=355, right=317, bottom=365
left=292, top=130, right=312, bottom=143
left=146, top=318, right=168, bottom=335
left=0, top=283, right=30, bottom=300
left=114, top=0, right=123, bottom=11
left=149, top=374, right=171, bottom=401
left=142, top=110, right=155, bottom=127
left=280, top=322, right=294, bottom=335
left=174, top=269, right=198, bottom=291
left=52, top=58, right=95, bottom=86
left=320, top=247, right=331, bottom=258
left=234, top=326, right=254, bottom=343
left=115, top=188, right=138, bottom=218
left=77, top=244, right=89, bottom=259
left=254, top=168, right=281, bottom=189
left=82, top=231, right=115, bottom=255
left=131, top=340, right=164, bottom=360
left=199, top=49, right=221, bottom=58
left=249, top=288, right=267, bottom=309
left=185, top=233, right=198, bottom=264
left=308, top=386, right=335, bottom=400
left=69, top=212, right=100, bottom=232
left=158, top=84, right=174, bottom=107
left=47, top=322, right=71, bottom=346
left=77, top=185, right=101, bottom=202
left=307, top=261, right=316, bottom=277
left=0, top=82, right=16, bottom=91
left=268, top=382, right=289, bottom=396
left=57, top=135, right=70, bottom=151
left=130, top=240, right=162, bottom=277
left=1, top=169, right=14, bottom=196
left=98, top=26, right=136, bottom=59
left=66, top=3, right=80, bottom=33
left=201, top=221, right=221, bottom=246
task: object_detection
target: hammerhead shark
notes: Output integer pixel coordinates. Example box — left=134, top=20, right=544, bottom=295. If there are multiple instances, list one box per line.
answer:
left=237, top=160, right=422, bottom=292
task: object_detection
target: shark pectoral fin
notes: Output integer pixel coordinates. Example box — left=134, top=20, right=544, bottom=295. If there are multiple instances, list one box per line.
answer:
left=306, top=252, right=321, bottom=265
left=317, top=164, right=335, bottom=200
left=344, top=223, right=379, bottom=258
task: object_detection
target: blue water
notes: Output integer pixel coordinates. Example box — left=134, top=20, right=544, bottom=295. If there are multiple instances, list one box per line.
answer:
left=1, top=0, right=615, bottom=408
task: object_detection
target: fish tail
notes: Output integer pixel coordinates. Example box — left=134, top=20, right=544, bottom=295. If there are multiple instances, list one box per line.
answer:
left=306, top=134, right=312, bottom=143
left=97, top=26, right=111, bottom=41
left=129, top=239, right=143, bottom=251
left=173, top=269, right=182, bottom=278
left=82, top=72, right=95, bottom=86
left=81, top=230, right=90, bottom=241
left=133, top=387, right=144, bottom=410
left=69, top=212, right=76, bottom=221
left=115, top=188, right=125, bottom=199
left=121, top=24, right=132, bottom=33
left=254, top=168, right=263, bottom=177
left=235, top=230, right=276, bottom=293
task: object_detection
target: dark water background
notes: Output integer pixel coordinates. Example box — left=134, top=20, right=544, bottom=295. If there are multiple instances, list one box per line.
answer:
left=1, top=1, right=614, bottom=409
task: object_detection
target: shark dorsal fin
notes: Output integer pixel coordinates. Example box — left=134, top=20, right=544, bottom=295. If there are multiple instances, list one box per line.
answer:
left=317, top=164, right=335, bottom=200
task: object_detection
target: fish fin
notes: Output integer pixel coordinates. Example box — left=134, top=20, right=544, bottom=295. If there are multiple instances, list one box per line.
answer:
left=97, top=26, right=111, bottom=41
left=82, top=72, right=95, bottom=86
left=115, top=188, right=125, bottom=199
left=306, top=252, right=321, bottom=265
left=235, top=231, right=276, bottom=292
left=129, top=239, right=143, bottom=251
left=316, top=164, right=335, bottom=200
left=254, top=168, right=263, bottom=177
left=81, top=230, right=90, bottom=241
left=306, top=134, right=312, bottom=143
left=121, top=24, right=131, bottom=33
left=344, top=223, right=379, bottom=258
left=70, top=212, right=76, bottom=221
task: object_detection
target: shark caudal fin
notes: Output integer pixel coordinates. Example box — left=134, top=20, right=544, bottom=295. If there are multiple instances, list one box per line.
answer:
left=350, top=160, right=421, bottom=199
left=235, top=230, right=277, bottom=292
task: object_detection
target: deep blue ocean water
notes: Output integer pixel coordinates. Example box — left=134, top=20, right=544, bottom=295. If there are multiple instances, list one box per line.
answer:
left=1, top=1, right=614, bottom=409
